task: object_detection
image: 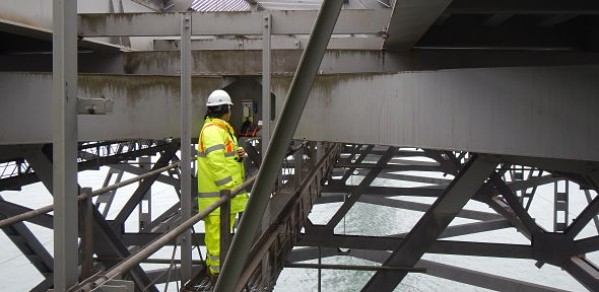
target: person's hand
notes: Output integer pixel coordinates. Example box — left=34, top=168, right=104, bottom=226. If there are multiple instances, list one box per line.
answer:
left=236, top=147, right=247, bottom=160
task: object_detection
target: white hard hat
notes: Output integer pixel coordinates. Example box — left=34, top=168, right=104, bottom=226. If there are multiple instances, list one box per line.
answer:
left=206, top=89, right=233, bottom=107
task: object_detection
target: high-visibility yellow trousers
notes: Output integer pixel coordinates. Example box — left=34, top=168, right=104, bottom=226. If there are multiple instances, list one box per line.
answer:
left=204, top=214, right=236, bottom=274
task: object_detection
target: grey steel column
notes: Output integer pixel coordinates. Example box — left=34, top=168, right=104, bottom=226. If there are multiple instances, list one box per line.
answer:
left=262, top=13, right=271, bottom=159
left=261, top=13, right=272, bottom=286
left=362, top=155, right=498, bottom=291
left=53, top=0, right=79, bottom=290
left=214, top=0, right=344, bottom=291
left=180, top=12, right=193, bottom=284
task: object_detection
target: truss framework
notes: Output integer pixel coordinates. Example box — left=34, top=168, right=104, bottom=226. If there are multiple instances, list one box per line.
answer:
left=1, top=142, right=599, bottom=290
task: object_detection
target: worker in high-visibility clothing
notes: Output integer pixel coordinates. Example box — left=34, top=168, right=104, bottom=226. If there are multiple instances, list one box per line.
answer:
left=196, top=89, right=248, bottom=280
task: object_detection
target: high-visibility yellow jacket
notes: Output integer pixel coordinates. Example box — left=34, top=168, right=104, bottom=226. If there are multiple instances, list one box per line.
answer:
left=197, top=117, right=248, bottom=215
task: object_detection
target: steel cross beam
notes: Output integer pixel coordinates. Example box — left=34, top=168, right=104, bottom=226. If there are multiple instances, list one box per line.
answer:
left=490, top=173, right=545, bottom=237
left=88, top=207, right=159, bottom=291
left=112, top=144, right=179, bottom=226
left=288, top=247, right=557, bottom=291
left=296, top=235, right=533, bottom=259
left=418, top=259, right=569, bottom=292
left=0, top=213, right=54, bottom=290
left=77, top=10, right=389, bottom=37
left=0, top=199, right=54, bottom=228
left=361, top=154, right=497, bottom=291
left=325, top=147, right=398, bottom=229
left=566, top=173, right=599, bottom=237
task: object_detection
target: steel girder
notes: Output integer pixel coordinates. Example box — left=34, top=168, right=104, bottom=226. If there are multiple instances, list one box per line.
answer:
left=3, top=65, right=599, bottom=161
left=77, top=10, right=390, bottom=37
left=2, top=50, right=599, bottom=74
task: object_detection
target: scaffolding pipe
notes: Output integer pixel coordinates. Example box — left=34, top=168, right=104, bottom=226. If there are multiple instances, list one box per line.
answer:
left=0, top=162, right=181, bottom=228
left=78, top=175, right=257, bottom=291
left=214, top=0, right=345, bottom=291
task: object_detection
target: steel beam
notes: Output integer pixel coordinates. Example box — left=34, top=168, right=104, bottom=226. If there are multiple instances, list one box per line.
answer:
left=326, top=147, right=397, bottom=229
left=322, top=185, right=444, bottom=197
left=0, top=215, right=54, bottom=284
left=77, top=9, right=390, bottom=37
left=297, top=235, right=533, bottom=258
left=491, top=173, right=545, bottom=237
left=22, top=145, right=54, bottom=192
left=90, top=207, right=159, bottom=291
left=562, top=256, right=599, bottom=291
left=262, top=13, right=272, bottom=162
left=419, top=259, right=570, bottom=292
left=261, top=13, right=273, bottom=285
left=214, top=1, right=345, bottom=291
left=0, top=200, right=54, bottom=229
left=4, top=65, right=599, bottom=162
left=179, top=12, right=193, bottom=284
left=3, top=49, right=598, bottom=75
left=292, top=66, right=599, bottom=162
left=152, top=36, right=384, bottom=51
left=123, top=50, right=394, bottom=75
left=359, top=195, right=503, bottom=221
left=52, top=0, right=79, bottom=289
left=112, top=145, right=178, bottom=226
left=383, top=0, right=453, bottom=51
left=361, top=155, right=497, bottom=291
left=566, top=173, right=599, bottom=238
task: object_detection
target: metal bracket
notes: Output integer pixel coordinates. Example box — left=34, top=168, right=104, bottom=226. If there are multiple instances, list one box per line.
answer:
left=78, top=97, right=113, bottom=115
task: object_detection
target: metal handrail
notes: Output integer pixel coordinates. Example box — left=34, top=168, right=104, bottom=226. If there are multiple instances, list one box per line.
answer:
left=0, top=161, right=181, bottom=228
left=76, top=174, right=257, bottom=291
left=80, top=142, right=309, bottom=290
left=235, top=143, right=339, bottom=290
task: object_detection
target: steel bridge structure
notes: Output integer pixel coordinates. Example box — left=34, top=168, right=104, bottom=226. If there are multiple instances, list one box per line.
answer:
left=1, top=0, right=599, bottom=291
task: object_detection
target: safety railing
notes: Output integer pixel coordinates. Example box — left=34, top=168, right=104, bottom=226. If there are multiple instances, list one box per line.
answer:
left=0, top=141, right=337, bottom=291
left=0, top=162, right=181, bottom=228
left=74, top=141, right=319, bottom=291
left=234, top=142, right=341, bottom=291
left=75, top=174, right=258, bottom=291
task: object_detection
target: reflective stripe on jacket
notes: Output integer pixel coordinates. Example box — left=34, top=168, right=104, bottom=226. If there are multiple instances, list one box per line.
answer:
left=197, top=117, right=248, bottom=215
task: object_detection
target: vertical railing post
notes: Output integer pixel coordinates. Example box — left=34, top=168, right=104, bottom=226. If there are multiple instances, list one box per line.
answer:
left=294, top=142, right=304, bottom=186
left=80, top=188, right=94, bottom=281
left=220, top=190, right=232, bottom=266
